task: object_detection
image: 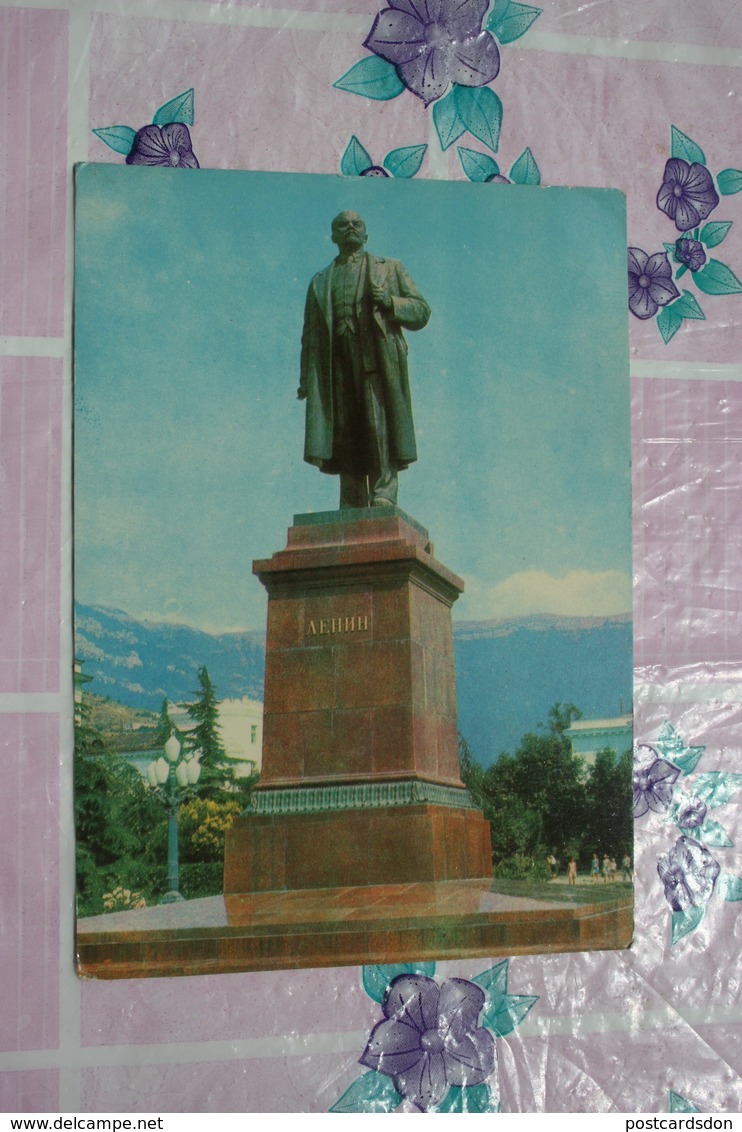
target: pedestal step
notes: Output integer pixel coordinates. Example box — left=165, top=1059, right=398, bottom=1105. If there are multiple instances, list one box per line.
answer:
left=77, top=881, right=634, bottom=979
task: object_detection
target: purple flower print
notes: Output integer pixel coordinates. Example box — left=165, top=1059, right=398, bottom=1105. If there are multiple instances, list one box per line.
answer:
left=485, top=173, right=511, bottom=184
left=628, top=248, right=680, bottom=320
left=364, top=0, right=500, bottom=107
left=674, top=237, right=707, bottom=272
left=633, top=744, right=681, bottom=817
left=657, top=836, right=720, bottom=911
left=676, top=796, right=707, bottom=829
left=657, top=159, right=719, bottom=232
left=360, top=165, right=391, bottom=177
left=360, top=974, right=495, bottom=1111
left=126, top=123, right=199, bottom=168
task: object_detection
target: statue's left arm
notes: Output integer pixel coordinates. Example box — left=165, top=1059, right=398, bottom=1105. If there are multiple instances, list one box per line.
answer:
left=387, top=261, right=431, bottom=331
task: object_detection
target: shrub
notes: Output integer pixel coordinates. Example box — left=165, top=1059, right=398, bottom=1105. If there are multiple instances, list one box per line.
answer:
left=492, top=854, right=551, bottom=881
left=178, top=797, right=242, bottom=861
left=179, top=862, right=224, bottom=898
left=102, top=886, right=146, bottom=912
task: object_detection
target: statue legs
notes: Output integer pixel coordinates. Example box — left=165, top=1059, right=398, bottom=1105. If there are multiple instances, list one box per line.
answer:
left=339, top=467, right=397, bottom=509
left=333, top=335, right=399, bottom=509
left=339, top=369, right=398, bottom=507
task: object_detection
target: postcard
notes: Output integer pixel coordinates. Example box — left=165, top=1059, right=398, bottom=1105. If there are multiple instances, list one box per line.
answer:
left=73, top=164, right=633, bottom=977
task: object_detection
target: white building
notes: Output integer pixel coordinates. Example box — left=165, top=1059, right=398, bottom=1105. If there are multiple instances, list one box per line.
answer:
left=567, top=714, right=633, bottom=769
left=217, top=696, right=263, bottom=777
left=169, top=697, right=263, bottom=777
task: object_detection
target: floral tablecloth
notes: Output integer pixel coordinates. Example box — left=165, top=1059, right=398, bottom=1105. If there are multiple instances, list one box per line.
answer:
left=2, top=0, right=742, bottom=1113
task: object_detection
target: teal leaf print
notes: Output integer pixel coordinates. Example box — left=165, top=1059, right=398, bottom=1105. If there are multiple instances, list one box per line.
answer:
left=693, top=818, right=733, bottom=849
left=671, top=903, right=705, bottom=944
left=330, top=1070, right=402, bottom=1113
left=92, top=126, right=137, bottom=155
left=692, top=772, right=742, bottom=807
left=672, top=291, right=705, bottom=320
left=700, top=220, right=732, bottom=247
left=717, top=168, right=742, bottom=195
left=694, top=259, right=742, bottom=295
left=487, top=0, right=512, bottom=27
left=482, top=994, right=538, bottom=1037
left=454, top=85, right=502, bottom=153
left=670, top=1086, right=697, bottom=1113
left=472, top=958, right=510, bottom=998
left=362, top=963, right=436, bottom=1003
left=474, top=959, right=537, bottom=1036
left=670, top=126, right=706, bottom=166
left=672, top=750, right=706, bottom=775
left=488, top=1, right=542, bottom=43
left=333, top=57, right=405, bottom=100
left=341, top=135, right=373, bottom=176
left=384, top=144, right=427, bottom=178
left=719, top=875, right=742, bottom=901
left=153, top=88, right=194, bottom=127
left=457, top=146, right=500, bottom=181
left=434, top=1084, right=499, bottom=1113
left=509, top=146, right=540, bottom=184
left=657, top=303, right=684, bottom=344
left=433, top=89, right=466, bottom=150
left=654, top=723, right=704, bottom=774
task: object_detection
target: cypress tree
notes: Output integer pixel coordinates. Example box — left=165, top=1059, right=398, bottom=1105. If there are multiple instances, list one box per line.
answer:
left=185, top=666, right=229, bottom=794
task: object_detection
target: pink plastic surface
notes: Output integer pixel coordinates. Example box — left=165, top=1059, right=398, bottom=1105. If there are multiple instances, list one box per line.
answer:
left=2, top=0, right=742, bottom=1112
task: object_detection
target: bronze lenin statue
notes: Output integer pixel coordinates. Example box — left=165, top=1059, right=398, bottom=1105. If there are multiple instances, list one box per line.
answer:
left=299, top=211, right=431, bottom=509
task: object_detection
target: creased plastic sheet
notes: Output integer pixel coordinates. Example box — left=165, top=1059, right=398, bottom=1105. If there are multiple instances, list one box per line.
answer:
left=1, top=0, right=741, bottom=1113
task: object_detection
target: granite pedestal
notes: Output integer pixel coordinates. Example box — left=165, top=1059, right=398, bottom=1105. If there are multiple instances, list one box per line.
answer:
left=223, top=508, right=493, bottom=894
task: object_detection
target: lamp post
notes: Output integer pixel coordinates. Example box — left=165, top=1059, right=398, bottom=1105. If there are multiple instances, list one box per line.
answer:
left=147, top=732, right=201, bottom=904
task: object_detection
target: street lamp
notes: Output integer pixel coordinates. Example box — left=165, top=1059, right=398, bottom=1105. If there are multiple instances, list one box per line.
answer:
left=147, top=732, right=201, bottom=903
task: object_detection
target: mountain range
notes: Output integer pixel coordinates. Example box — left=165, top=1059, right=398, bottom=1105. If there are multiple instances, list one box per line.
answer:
left=75, top=603, right=632, bottom=767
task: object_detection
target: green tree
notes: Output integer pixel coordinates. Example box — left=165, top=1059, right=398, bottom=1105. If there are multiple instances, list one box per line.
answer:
left=185, top=665, right=230, bottom=796
left=75, top=744, right=164, bottom=914
left=155, top=696, right=173, bottom=747
left=582, top=747, right=633, bottom=864
left=74, top=661, right=167, bottom=914
left=458, top=732, right=484, bottom=804
left=479, top=752, right=544, bottom=864
left=227, top=767, right=261, bottom=811
left=478, top=703, right=586, bottom=868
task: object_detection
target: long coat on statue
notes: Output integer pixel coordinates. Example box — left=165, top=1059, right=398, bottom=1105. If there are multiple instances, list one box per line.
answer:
left=299, top=253, right=431, bottom=475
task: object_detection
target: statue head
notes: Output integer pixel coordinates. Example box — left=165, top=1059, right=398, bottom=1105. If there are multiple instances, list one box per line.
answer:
left=331, top=211, right=368, bottom=252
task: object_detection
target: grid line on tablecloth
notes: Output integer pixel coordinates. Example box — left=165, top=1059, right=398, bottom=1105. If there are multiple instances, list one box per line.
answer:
left=0, top=998, right=740, bottom=1073
left=0, top=338, right=67, bottom=358
left=1, top=0, right=741, bottom=68
left=56, top=0, right=91, bottom=1110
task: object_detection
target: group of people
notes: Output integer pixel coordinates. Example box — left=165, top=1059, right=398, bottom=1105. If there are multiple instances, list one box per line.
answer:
left=546, top=852, right=633, bottom=884
left=590, top=853, right=633, bottom=883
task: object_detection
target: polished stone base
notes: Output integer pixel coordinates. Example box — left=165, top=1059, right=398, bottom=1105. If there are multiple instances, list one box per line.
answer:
left=77, top=881, right=633, bottom=979
left=224, top=802, right=492, bottom=893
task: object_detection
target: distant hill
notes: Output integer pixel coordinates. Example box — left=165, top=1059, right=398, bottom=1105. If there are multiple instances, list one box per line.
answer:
left=85, top=695, right=158, bottom=747
left=75, top=604, right=632, bottom=767
left=453, top=613, right=632, bottom=764
left=75, top=604, right=265, bottom=711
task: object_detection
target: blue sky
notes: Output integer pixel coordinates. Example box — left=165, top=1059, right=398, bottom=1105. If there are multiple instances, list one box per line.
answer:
left=74, top=165, right=631, bottom=633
